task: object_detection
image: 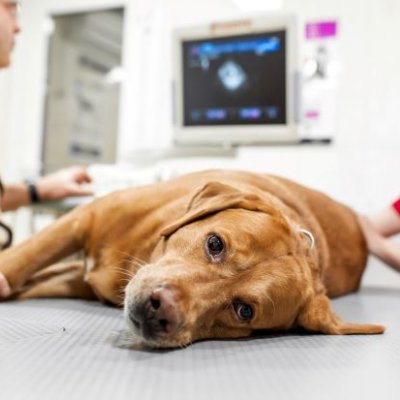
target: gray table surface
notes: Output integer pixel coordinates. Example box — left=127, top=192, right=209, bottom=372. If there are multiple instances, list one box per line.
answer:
left=1, top=285, right=399, bottom=400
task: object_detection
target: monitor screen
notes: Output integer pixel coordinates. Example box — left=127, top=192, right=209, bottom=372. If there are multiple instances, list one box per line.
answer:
left=182, top=30, right=286, bottom=127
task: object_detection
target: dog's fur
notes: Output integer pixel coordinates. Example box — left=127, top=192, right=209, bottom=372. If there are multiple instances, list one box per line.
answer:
left=0, top=170, right=384, bottom=347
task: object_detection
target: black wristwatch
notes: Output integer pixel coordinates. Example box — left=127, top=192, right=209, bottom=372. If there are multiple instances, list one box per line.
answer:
left=26, top=182, right=41, bottom=204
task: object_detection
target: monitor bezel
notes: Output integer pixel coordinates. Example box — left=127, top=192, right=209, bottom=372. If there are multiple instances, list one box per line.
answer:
left=172, top=14, right=299, bottom=146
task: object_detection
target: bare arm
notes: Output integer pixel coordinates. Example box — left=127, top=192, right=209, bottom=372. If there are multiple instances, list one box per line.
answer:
left=1, top=183, right=30, bottom=211
left=1, top=166, right=93, bottom=212
left=368, top=206, right=400, bottom=237
left=358, top=214, right=400, bottom=272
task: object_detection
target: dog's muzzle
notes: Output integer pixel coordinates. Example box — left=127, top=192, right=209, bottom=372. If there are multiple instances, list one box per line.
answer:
left=126, top=286, right=183, bottom=340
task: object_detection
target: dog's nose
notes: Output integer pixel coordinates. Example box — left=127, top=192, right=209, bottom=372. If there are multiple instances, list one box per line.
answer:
left=129, top=287, right=183, bottom=339
left=149, top=287, right=182, bottom=335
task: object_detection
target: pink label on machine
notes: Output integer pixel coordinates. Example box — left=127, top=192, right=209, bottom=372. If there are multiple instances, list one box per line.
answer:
left=305, top=110, right=320, bottom=119
left=305, top=21, right=337, bottom=39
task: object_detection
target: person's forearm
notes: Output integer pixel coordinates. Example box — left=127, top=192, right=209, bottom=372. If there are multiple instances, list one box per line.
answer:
left=358, top=214, right=400, bottom=272
left=1, top=183, right=30, bottom=211
left=379, top=240, right=400, bottom=272
left=370, top=237, right=400, bottom=273
left=369, top=206, right=400, bottom=237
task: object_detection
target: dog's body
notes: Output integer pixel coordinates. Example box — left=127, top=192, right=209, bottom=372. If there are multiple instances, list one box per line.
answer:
left=0, top=170, right=384, bottom=347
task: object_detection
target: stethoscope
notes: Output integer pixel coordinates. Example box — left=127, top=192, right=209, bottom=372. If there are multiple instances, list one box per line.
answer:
left=0, top=178, right=13, bottom=250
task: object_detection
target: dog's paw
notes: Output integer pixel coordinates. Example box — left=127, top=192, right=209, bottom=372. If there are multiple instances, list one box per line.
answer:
left=0, top=273, right=11, bottom=298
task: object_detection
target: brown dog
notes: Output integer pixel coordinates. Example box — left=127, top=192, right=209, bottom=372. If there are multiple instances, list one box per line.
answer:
left=0, top=170, right=384, bottom=347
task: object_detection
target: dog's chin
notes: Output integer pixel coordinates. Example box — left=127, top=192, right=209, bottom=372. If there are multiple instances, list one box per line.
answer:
left=111, top=327, right=148, bottom=350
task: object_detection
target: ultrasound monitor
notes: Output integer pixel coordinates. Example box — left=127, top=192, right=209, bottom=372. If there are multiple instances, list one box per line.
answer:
left=173, top=15, right=299, bottom=145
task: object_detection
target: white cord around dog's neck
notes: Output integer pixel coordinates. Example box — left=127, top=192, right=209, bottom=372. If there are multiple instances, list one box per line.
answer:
left=298, top=228, right=315, bottom=249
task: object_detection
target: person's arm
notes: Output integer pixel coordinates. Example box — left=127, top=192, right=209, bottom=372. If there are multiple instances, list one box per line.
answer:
left=368, top=202, right=400, bottom=237
left=358, top=214, right=400, bottom=272
left=1, top=166, right=93, bottom=212
left=1, top=183, right=31, bottom=211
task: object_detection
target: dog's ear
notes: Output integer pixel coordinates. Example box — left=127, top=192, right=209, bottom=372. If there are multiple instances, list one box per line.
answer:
left=160, top=181, right=281, bottom=237
left=296, top=292, right=385, bottom=335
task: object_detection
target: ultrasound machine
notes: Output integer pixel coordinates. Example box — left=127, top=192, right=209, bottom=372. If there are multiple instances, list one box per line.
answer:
left=172, top=14, right=300, bottom=148
left=88, top=15, right=301, bottom=195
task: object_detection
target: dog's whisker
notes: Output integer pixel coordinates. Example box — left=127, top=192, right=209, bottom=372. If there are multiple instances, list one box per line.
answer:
left=113, top=273, right=134, bottom=285
left=101, top=247, right=148, bottom=271
left=113, top=269, right=134, bottom=280
left=112, top=259, right=135, bottom=270
left=116, top=298, right=125, bottom=307
left=113, top=250, right=148, bottom=267
left=130, top=255, right=148, bottom=265
left=109, top=264, right=135, bottom=277
left=111, top=266, right=132, bottom=275
left=179, top=340, right=191, bottom=350
left=265, top=292, right=276, bottom=316
left=116, top=278, right=132, bottom=287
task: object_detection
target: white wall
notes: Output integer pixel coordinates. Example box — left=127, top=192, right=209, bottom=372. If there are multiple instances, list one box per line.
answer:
left=2, top=0, right=399, bottom=205
left=1, top=0, right=400, bottom=286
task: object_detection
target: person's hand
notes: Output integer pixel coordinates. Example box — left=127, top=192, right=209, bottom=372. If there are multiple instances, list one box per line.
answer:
left=36, top=166, right=93, bottom=201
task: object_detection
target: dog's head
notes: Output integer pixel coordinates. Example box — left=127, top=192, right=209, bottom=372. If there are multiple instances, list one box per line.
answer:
left=124, top=181, right=384, bottom=348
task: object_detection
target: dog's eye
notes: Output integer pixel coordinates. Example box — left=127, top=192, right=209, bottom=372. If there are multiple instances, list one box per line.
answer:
left=206, top=234, right=224, bottom=258
left=234, top=302, right=254, bottom=322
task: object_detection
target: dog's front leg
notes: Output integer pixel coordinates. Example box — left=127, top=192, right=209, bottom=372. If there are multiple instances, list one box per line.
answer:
left=0, top=205, right=91, bottom=298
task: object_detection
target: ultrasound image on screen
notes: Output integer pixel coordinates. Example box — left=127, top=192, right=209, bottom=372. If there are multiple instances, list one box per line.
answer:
left=182, top=30, right=286, bottom=126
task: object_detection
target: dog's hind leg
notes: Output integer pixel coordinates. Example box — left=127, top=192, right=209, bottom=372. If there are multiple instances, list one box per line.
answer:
left=11, top=261, right=97, bottom=301
left=0, top=205, right=92, bottom=298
